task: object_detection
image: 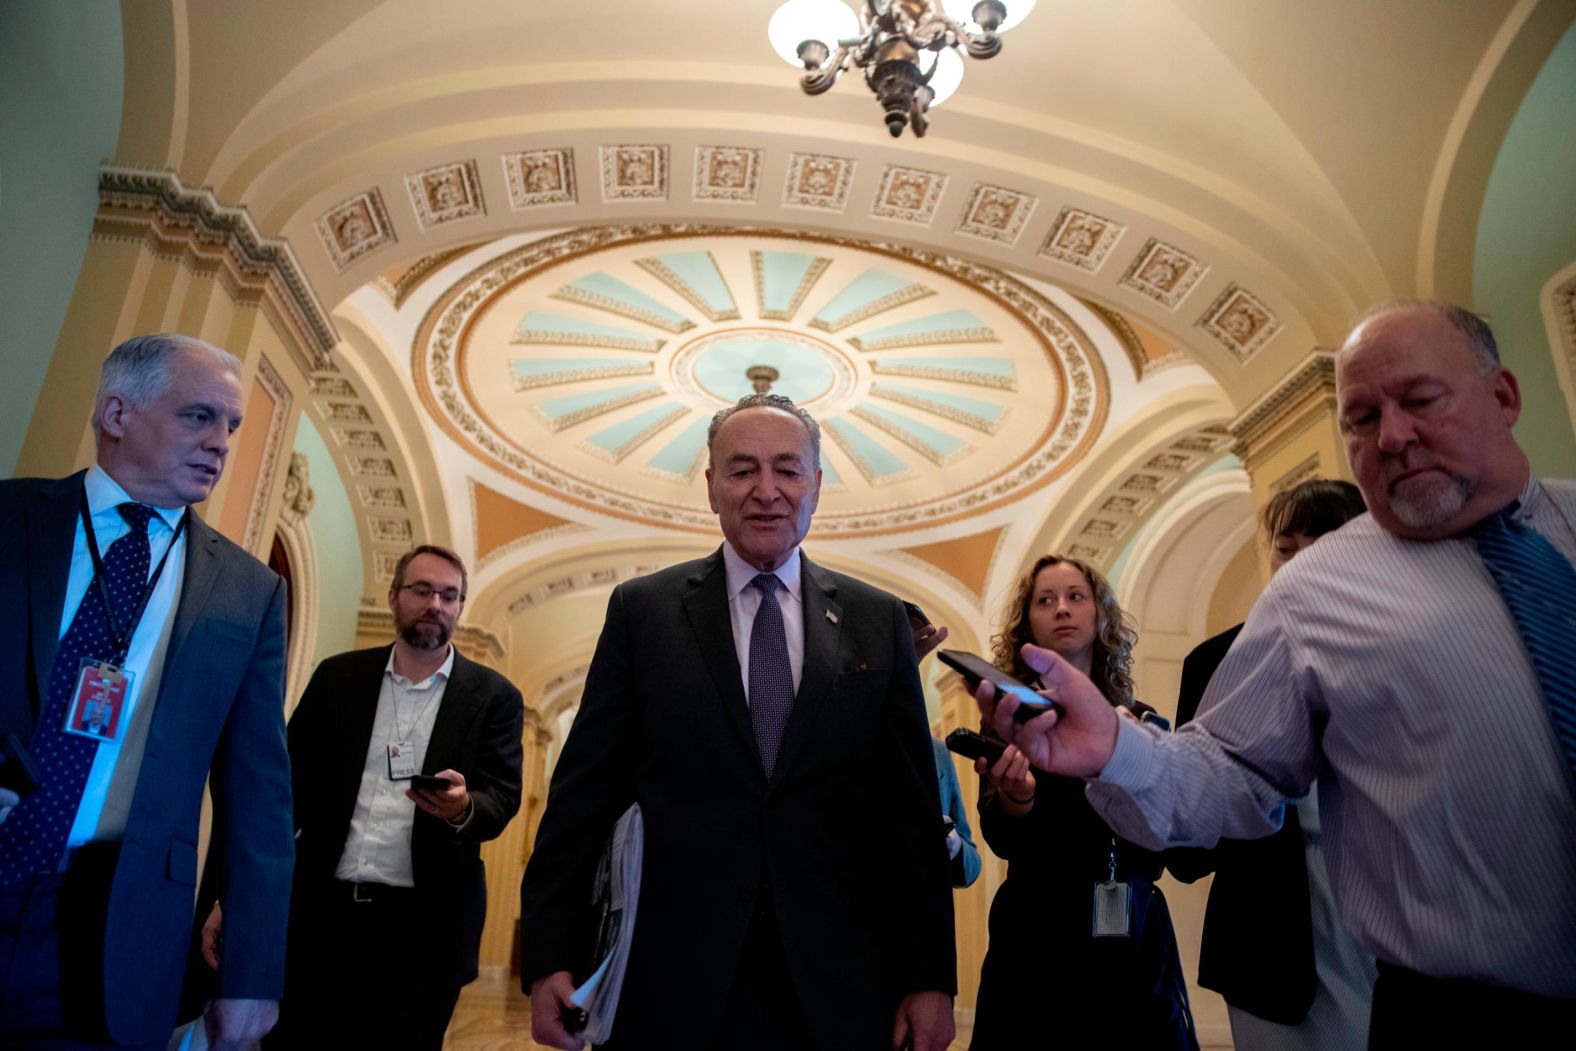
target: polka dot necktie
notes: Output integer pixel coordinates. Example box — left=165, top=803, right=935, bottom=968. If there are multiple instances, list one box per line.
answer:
left=748, top=573, right=795, bottom=779
left=1474, top=508, right=1576, bottom=786
left=0, top=502, right=157, bottom=888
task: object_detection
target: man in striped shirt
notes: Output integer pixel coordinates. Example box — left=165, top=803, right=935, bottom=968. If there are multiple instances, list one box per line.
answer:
left=979, top=301, right=1576, bottom=1044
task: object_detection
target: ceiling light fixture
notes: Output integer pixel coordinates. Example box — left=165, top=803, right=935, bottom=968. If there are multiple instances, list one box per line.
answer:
left=769, top=0, right=1033, bottom=138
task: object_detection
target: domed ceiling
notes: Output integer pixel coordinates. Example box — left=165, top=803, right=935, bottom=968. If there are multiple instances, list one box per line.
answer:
left=414, top=225, right=1110, bottom=536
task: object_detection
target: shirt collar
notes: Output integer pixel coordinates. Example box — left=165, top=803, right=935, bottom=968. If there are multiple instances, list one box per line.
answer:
left=721, top=540, right=802, bottom=603
left=384, top=643, right=456, bottom=688
left=86, top=464, right=184, bottom=535
left=1511, top=475, right=1541, bottom=521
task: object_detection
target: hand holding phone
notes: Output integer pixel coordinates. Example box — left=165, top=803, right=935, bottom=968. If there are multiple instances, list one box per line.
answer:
left=944, top=727, right=1007, bottom=765
left=936, top=649, right=1060, bottom=722
left=410, top=773, right=454, bottom=793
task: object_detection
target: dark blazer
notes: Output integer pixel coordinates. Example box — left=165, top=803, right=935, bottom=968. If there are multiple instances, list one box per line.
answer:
left=0, top=471, right=293, bottom=1045
left=1167, top=624, right=1317, bottom=1025
left=519, top=549, right=956, bottom=1049
left=284, top=644, right=524, bottom=984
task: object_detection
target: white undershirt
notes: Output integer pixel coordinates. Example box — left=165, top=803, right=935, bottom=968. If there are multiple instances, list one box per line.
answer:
left=334, top=645, right=455, bottom=887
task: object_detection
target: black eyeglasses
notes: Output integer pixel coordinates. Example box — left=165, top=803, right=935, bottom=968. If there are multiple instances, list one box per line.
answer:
left=398, top=582, right=464, bottom=605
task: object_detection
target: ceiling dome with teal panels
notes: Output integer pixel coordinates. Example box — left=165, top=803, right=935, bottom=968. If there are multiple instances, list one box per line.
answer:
left=414, top=225, right=1109, bottom=536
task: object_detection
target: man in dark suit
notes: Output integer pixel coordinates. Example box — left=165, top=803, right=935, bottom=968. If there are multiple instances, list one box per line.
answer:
left=259, top=543, right=523, bottom=1049
left=0, top=334, right=293, bottom=1049
left=522, top=394, right=956, bottom=1051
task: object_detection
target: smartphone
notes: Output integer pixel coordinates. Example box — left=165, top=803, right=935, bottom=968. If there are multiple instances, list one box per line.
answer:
left=902, top=600, right=930, bottom=631
left=0, top=730, right=40, bottom=796
left=944, top=727, right=1006, bottom=765
left=410, top=774, right=453, bottom=793
left=936, top=649, right=1060, bottom=722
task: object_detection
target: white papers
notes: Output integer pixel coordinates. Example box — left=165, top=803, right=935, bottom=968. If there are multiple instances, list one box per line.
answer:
left=569, top=803, right=644, bottom=1045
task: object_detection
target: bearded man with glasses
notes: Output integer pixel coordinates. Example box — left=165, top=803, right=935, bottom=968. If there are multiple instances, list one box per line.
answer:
left=204, top=543, right=524, bottom=1049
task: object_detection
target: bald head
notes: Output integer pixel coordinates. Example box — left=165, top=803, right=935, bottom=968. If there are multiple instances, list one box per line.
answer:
left=1335, top=303, right=1527, bottom=539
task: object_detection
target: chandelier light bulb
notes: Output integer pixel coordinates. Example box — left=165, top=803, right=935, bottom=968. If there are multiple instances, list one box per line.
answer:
left=927, top=47, right=966, bottom=108
left=943, top=0, right=1035, bottom=34
left=768, top=0, right=860, bottom=69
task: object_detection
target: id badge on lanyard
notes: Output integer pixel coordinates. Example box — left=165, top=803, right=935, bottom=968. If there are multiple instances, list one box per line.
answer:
left=63, top=660, right=135, bottom=743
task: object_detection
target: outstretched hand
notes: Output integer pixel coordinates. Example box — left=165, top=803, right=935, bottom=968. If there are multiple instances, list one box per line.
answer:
left=973, top=644, right=1119, bottom=777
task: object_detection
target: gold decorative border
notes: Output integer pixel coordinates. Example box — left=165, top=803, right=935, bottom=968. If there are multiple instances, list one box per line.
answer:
left=241, top=354, right=292, bottom=553
left=634, top=253, right=740, bottom=322
left=752, top=249, right=830, bottom=321
left=410, top=224, right=1110, bottom=538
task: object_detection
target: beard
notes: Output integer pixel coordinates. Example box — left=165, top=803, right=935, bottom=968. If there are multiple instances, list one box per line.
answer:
left=1386, top=465, right=1474, bottom=531
left=397, top=614, right=452, bottom=651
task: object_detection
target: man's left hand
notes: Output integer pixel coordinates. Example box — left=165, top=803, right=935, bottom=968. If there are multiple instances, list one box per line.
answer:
left=912, top=623, right=950, bottom=661
left=204, top=997, right=278, bottom=1051
left=407, top=768, right=470, bottom=823
left=892, top=990, right=954, bottom=1051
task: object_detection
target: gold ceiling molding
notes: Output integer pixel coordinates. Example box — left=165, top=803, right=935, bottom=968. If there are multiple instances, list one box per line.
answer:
left=1063, top=424, right=1235, bottom=570
left=470, top=480, right=585, bottom=568
left=377, top=242, right=487, bottom=308
left=1080, top=300, right=1185, bottom=379
left=410, top=224, right=1111, bottom=539
left=95, top=165, right=337, bottom=370
left=1228, top=351, right=1337, bottom=465
left=889, top=525, right=1009, bottom=605
left=1542, top=262, right=1576, bottom=435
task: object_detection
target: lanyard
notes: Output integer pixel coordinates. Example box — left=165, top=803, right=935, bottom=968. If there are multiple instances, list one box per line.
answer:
left=79, top=492, right=188, bottom=661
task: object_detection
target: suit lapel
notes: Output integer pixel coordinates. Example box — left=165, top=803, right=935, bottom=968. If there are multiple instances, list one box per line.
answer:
left=772, top=554, right=842, bottom=782
left=681, top=550, right=757, bottom=762
left=165, top=513, right=222, bottom=669
left=336, top=647, right=392, bottom=825
left=424, top=650, right=483, bottom=774
left=24, top=473, right=82, bottom=721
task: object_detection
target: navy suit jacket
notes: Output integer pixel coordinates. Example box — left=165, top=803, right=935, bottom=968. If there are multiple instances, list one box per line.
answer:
left=285, top=644, right=524, bottom=984
left=0, top=471, right=293, bottom=1044
left=519, top=549, right=955, bottom=1049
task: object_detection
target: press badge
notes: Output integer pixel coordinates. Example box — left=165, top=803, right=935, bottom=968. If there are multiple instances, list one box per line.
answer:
left=1091, top=838, right=1131, bottom=938
left=387, top=741, right=417, bottom=780
left=64, top=660, right=133, bottom=743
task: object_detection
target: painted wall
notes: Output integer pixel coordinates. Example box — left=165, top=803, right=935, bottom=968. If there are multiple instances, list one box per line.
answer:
left=0, top=2, right=123, bottom=474
left=295, top=414, right=365, bottom=671
left=1475, top=20, right=1576, bottom=476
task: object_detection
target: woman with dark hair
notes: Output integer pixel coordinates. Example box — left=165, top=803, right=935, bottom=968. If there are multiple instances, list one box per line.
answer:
left=969, top=555, right=1198, bottom=1050
left=1169, top=478, right=1375, bottom=1051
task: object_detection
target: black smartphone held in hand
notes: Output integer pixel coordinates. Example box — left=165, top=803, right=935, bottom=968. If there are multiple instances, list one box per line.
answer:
left=410, top=774, right=453, bottom=793
left=903, top=600, right=931, bottom=631
left=945, top=727, right=1007, bottom=765
left=936, top=649, right=1061, bottom=722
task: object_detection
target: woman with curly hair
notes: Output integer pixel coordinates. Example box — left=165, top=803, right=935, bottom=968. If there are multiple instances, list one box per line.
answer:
left=969, top=555, right=1198, bottom=1050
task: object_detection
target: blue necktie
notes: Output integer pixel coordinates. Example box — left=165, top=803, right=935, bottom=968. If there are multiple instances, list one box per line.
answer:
left=0, top=502, right=156, bottom=887
left=1474, top=507, right=1576, bottom=786
left=748, top=573, right=795, bottom=778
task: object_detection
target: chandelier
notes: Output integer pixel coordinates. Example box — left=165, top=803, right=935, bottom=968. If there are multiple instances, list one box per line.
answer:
left=768, top=0, right=1035, bottom=138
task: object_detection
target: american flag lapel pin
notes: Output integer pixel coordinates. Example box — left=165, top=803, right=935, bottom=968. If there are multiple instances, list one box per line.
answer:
left=826, top=609, right=839, bottom=624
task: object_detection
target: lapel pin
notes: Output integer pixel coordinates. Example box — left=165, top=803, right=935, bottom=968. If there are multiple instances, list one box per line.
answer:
left=826, top=610, right=839, bottom=624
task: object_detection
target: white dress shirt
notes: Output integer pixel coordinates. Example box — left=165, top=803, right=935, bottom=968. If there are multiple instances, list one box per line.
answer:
left=65, top=465, right=187, bottom=846
left=1090, top=477, right=1576, bottom=997
left=335, top=645, right=455, bottom=887
left=720, top=541, right=805, bottom=700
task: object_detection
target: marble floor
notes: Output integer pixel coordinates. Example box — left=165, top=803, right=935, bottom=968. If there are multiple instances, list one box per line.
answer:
left=442, top=974, right=977, bottom=1049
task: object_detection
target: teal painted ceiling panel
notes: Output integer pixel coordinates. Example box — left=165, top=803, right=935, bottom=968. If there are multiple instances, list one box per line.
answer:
left=854, top=309, right=993, bottom=344
left=586, top=402, right=686, bottom=455
left=856, top=404, right=967, bottom=456
left=812, top=268, right=927, bottom=329
left=537, top=381, right=660, bottom=421
left=759, top=251, right=817, bottom=315
left=825, top=418, right=908, bottom=478
left=513, top=312, right=664, bottom=351
left=878, top=354, right=1014, bottom=377
left=647, top=416, right=711, bottom=477
left=648, top=251, right=735, bottom=315
left=512, top=356, right=645, bottom=378
left=560, top=272, right=688, bottom=325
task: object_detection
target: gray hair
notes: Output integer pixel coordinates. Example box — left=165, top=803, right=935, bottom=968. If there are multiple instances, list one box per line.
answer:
left=706, top=393, right=822, bottom=467
left=1351, top=299, right=1500, bottom=374
left=92, top=334, right=242, bottom=436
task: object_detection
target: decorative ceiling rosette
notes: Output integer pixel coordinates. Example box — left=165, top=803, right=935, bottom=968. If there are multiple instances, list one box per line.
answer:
left=413, top=225, right=1108, bottom=537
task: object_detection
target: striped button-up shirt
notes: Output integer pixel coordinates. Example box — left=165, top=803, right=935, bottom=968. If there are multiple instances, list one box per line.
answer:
left=1091, top=477, right=1576, bottom=997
